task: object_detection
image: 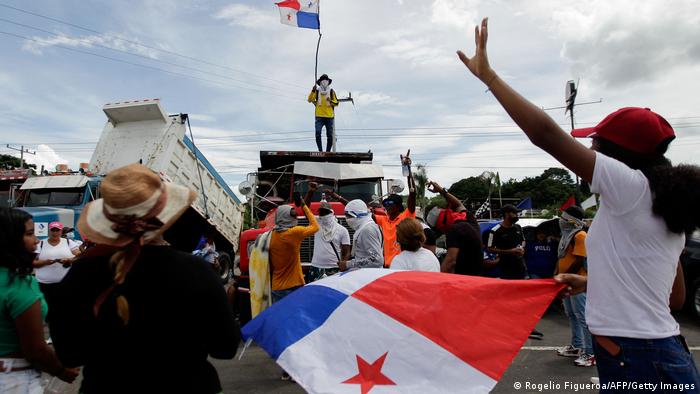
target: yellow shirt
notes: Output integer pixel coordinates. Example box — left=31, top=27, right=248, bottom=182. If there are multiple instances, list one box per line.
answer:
left=308, top=89, right=338, bottom=118
left=375, top=209, right=416, bottom=267
left=557, top=231, right=587, bottom=276
left=270, top=205, right=319, bottom=291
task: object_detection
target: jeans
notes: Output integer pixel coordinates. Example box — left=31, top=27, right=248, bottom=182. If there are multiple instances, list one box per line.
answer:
left=0, top=369, right=43, bottom=394
left=315, top=117, right=334, bottom=152
left=563, top=293, right=592, bottom=354
left=594, top=335, right=700, bottom=393
left=271, top=286, right=301, bottom=303
left=305, top=267, right=339, bottom=283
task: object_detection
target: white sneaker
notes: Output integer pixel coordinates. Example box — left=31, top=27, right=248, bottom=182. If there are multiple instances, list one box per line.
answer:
left=590, top=377, right=600, bottom=384
left=557, top=345, right=581, bottom=357
left=574, top=353, right=596, bottom=367
left=45, top=337, right=53, bottom=345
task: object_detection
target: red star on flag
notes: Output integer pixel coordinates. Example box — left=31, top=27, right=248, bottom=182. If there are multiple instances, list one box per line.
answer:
left=287, top=13, right=292, bottom=21
left=342, top=352, right=396, bottom=394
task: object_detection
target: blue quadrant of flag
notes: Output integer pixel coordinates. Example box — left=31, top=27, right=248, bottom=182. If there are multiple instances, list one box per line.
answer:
left=242, top=284, right=346, bottom=359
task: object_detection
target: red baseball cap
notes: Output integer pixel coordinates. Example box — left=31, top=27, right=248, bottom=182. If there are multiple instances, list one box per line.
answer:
left=571, top=107, right=675, bottom=154
left=49, top=221, right=63, bottom=230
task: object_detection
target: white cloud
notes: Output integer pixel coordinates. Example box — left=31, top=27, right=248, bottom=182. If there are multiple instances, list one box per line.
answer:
left=214, top=4, right=277, bottom=28
left=23, top=145, right=68, bottom=172
left=430, top=0, right=480, bottom=30
left=21, top=33, right=160, bottom=59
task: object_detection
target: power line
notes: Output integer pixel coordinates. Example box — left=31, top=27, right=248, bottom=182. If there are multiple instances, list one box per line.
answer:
left=0, top=2, right=308, bottom=90
left=0, top=17, right=306, bottom=97
left=0, top=30, right=301, bottom=102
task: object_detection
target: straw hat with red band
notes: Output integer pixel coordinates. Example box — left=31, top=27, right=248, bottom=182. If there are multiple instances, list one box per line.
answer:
left=78, top=163, right=196, bottom=247
left=570, top=107, right=675, bottom=154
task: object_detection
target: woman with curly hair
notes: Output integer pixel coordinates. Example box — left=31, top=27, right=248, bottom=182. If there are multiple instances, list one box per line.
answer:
left=458, top=18, right=700, bottom=390
left=0, top=208, right=79, bottom=393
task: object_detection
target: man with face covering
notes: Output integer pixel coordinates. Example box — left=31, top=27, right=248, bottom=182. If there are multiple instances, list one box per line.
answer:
left=308, top=74, right=339, bottom=152
left=486, top=204, right=527, bottom=279
left=339, top=199, right=384, bottom=270
left=555, top=206, right=595, bottom=367
left=308, top=201, right=351, bottom=282
left=269, top=201, right=319, bottom=303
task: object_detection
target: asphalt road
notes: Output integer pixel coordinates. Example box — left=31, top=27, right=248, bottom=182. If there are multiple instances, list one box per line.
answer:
left=52, top=305, right=700, bottom=393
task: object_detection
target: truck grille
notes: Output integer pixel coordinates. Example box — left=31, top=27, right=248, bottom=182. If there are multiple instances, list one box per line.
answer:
left=298, top=217, right=354, bottom=265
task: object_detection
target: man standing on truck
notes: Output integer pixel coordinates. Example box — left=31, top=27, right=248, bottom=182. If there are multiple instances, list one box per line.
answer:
left=308, top=74, right=339, bottom=152
left=376, top=156, right=417, bottom=267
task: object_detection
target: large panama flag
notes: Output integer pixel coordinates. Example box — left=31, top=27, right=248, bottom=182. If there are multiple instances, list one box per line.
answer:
left=242, top=269, right=563, bottom=393
left=275, top=0, right=320, bottom=29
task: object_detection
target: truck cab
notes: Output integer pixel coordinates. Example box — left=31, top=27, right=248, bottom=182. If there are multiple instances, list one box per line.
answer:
left=234, top=150, right=399, bottom=323
left=17, top=173, right=101, bottom=240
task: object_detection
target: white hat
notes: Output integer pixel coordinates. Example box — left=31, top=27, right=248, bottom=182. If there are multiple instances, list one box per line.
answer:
left=78, top=164, right=195, bottom=247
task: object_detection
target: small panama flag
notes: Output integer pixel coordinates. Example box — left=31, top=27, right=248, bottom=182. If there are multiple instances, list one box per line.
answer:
left=242, top=269, right=563, bottom=393
left=275, top=0, right=320, bottom=29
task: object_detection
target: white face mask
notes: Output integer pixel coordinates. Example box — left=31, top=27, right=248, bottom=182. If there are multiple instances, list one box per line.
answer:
left=346, top=217, right=360, bottom=230
left=320, top=80, right=330, bottom=89
left=319, top=214, right=335, bottom=226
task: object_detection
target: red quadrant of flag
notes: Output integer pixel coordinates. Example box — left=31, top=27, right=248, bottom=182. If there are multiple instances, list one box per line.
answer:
left=351, top=272, right=563, bottom=380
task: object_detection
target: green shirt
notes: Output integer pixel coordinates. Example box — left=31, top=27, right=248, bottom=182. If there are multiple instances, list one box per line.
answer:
left=0, top=267, right=48, bottom=356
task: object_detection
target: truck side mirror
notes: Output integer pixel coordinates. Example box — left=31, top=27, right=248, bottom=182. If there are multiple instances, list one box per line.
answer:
left=238, top=181, right=254, bottom=198
left=389, top=179, right=405, bottom=194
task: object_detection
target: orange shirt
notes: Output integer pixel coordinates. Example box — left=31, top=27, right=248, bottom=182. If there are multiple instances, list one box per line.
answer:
left=557, top=231, right=587, bottom=276
left=375, top=209, right=416, bottom=267
left=270, top=206, right=319, bottom=291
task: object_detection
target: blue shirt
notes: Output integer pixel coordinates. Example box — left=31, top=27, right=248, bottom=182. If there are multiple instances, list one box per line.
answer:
left=524, top=240, right=558, bottom=278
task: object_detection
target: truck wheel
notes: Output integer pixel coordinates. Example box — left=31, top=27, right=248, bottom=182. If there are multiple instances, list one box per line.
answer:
left=217, top=252, right=233, bottom=284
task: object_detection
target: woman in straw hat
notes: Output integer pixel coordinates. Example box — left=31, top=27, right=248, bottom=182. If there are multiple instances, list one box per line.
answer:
left=0, top=208, right=79, bottom=393
left=458, top=17, right=700, bottom=390
left=48, top=164, right=240, bottom=394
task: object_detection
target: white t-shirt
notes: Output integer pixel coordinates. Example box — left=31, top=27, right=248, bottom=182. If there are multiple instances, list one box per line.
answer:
left=312, top=221, right=351, bottom=269
left=390, top=248, right=440, bottom=272
left=35, top=238, right=78, bottom=284
left=586, top=152, right=684, bottom=339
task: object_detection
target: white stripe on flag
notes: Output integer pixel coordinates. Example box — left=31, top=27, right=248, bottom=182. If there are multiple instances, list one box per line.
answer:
left=277, top=6, right=297, bottom=26
left=278, top=297, right=496, bottom=394
left=308, top=268, right=395, bottom=296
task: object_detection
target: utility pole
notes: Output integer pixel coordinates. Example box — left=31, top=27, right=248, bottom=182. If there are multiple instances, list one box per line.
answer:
left=543, top=80, right=602, bottom=203
left=5, top=145, right=35, bottom=169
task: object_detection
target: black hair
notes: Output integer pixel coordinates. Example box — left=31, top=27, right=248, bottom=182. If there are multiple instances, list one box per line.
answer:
left=564, top=206, right=585, bottom=220
left=595, top=138, right=700, bottom=234
left=0, top=208, right=36, bottom=279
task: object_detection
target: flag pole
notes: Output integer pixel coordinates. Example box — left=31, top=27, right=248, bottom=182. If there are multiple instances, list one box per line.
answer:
left=314, top=2, right=322, bottom=82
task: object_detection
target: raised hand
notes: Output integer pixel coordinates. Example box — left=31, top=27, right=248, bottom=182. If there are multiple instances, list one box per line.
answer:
left=426, top=180, right=444, bottom=194
left=456, top=17, right=496, bottom=85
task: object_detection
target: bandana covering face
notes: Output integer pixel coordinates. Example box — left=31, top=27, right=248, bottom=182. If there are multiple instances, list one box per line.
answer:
left=317, top=81, right=332, bottom=107
left=558, top=211, right=585, bottom=258
left=318, top=213, right=338, bottom=242
left=274, top=205, right=298, bottom=232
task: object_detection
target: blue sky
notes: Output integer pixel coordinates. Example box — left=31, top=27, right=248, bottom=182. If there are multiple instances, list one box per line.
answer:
left=1, top=0, right=699, bottom=200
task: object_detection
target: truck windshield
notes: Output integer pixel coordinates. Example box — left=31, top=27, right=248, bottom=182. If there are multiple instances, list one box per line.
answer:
left=25, top=188, right=85, bottom=207
left=296, top=180, right=379, bottom=203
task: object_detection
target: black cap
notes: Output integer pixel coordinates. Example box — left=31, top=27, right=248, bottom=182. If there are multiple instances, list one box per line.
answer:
left=501, top=204, right=521, bottom=214
left=383, top=194, right=404, bottom=207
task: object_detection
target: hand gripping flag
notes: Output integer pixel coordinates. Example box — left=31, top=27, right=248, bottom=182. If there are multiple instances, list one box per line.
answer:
left=242, top=269, right=563, bottom=393
left=276, top=0, right=320, bottom=29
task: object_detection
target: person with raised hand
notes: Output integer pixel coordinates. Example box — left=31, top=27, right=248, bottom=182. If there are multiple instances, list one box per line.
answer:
left=458, top=17, right=700, bottom=389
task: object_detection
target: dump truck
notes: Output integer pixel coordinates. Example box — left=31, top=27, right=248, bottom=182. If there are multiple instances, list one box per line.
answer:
left=16, top=99, right=244, bottom=282
left=233, top=150, right=403, bottom=322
